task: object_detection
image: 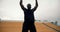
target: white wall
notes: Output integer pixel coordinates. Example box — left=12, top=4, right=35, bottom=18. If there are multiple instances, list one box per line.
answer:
left=0, top=0, right=60, bottom=21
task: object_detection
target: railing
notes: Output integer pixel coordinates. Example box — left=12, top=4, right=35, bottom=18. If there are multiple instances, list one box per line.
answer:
left=42, top=23, right=60, bottom=32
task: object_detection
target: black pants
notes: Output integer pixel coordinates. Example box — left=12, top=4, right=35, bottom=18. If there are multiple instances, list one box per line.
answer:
left=22, top=22, right=36, bottom=32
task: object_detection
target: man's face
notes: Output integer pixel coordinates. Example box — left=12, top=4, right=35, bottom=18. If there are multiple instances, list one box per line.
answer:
left=27, top=4, right=31, bottom=9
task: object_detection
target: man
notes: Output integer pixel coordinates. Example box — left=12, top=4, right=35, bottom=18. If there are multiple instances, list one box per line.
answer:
left=20, top=0, right=38, bottom=32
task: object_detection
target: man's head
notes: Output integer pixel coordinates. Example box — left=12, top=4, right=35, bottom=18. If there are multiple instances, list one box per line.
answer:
left=27, top=4, right=31, bottom=9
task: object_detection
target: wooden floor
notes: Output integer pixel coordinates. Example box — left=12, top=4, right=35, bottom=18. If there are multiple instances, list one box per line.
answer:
left=0, top=20, right=60, bottom=32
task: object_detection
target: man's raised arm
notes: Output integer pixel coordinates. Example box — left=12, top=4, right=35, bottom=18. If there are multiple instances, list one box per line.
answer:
left=32, top=0, right=38, bottom=11
left=20, top=0, right=26, bottom=10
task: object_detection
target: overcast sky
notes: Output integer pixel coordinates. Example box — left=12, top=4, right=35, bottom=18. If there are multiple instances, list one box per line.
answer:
left=0, top=0, right=60, bottom=21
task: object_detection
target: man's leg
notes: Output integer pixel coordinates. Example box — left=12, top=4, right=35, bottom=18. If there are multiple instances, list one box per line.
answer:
left=30, top=24, right=36, bottom=32
left=22, top=23, right=28, bottom=32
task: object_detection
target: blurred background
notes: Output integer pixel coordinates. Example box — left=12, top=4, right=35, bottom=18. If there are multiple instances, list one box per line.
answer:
left=0, top=0, right=60, bottom=26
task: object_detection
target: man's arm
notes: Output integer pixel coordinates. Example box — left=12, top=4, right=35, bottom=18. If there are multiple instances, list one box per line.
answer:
left=20, top=0, right=26, bottom=10
left=32, top=0, right=38, bottom=11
